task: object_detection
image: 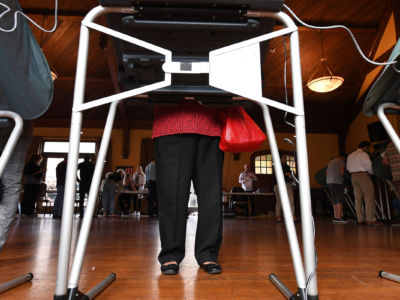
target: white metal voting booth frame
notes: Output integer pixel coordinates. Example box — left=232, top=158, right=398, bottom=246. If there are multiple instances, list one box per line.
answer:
left=376, top=103, right=400, bottom=285
left=54, top=5, right=318, bottom=300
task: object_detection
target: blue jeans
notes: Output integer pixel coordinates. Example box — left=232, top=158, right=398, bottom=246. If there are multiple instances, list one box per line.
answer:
left=102, top=184, right=116, bottom=215
left=0, top=120, right=33, bottom=250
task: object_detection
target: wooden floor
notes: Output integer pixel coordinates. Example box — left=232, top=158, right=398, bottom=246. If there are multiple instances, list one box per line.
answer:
left=0, top=215, right=399, bottom=299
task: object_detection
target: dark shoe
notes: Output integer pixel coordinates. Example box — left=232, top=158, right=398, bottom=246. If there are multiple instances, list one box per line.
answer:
left=161, top=263, right=179, bottom=275
left=367, top=221, right=383, bottom=226
left=200, top=263, right=222, bottom=274
left=333, top=218, right=348, bottom=224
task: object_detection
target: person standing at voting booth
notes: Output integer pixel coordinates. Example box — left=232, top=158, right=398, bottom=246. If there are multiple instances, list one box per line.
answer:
left=0, top=0, right=53, bottom=250
left=347, top=141, right=382, bottom=225
left=21, top=154, right=46, bottom=216
left=53, top=156, right=67, bottom=219
left=77, top=154, right=95, bottom=218
left=326, top=154, right=347, bottom=223
left=153, top=100, right=224, bottom=275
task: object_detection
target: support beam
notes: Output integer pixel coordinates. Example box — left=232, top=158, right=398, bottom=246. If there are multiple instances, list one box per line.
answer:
left=34, top=118, right=153, bottom=129
left=99, top=32, right=130, bottom=159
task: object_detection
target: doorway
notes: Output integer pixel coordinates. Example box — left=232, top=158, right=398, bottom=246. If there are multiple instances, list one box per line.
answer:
left=42, top=140, right=97, bottom=207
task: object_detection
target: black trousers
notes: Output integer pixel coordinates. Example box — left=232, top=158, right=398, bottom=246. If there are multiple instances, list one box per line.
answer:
left=79, top=189, right=88, bottom=217
left=155, top=134, right=224, bottom=265
left=21, top=184, right=40, bottom=215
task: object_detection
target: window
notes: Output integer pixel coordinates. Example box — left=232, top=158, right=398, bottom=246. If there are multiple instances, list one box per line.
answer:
left=254, top=153, right=296, bottom=175
left=255, top=154, right=273, bottom=174
left=43, top=141, right=96, bottom=154
left=42, top=141, right=96, bottom=190
left=285, top=155, right=297, bottom=173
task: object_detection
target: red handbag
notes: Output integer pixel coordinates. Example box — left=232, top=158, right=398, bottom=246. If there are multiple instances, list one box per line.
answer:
left=218, top=106, right=266, bottom=153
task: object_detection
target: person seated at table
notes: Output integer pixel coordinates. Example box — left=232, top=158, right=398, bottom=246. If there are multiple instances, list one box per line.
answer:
left=119, top=173, right=137, bottom=216
left=114, top=169, right=126, bottom=214
left=238, top=164, right=258, bottom=216
left=102, top=172, right=119, bottom=217
left=133, top=166, right=146, bottom=216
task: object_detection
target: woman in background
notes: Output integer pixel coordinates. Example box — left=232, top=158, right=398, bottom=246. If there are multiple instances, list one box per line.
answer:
left=120, top=173, right=136, bottom=216
left=102, top=172, right=118, bottom=217
left=153, top=100, right=224, bottom=275
left=133, top=166, right=146, bottom=216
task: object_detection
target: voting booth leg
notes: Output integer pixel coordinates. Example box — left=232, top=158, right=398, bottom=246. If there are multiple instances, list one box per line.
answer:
left=291, top=28, right=318, bottom=300
left=379, top=271, right=400, bottom=284
left=269, top=274, right=306, bottom=300
left=54, top=20, right=118, bottom=299
left=65, top=101, right=119, bottom=299
left=378, top=103, right=400, bottom=154
left=255, top=12, right=318, bottom=299
left=54, top=24, right=88, bottom=299
left=0, top=273, right=33, bottom=294
left=259, top=103, right=306, bottom=299
left=65, top=273, right=116, bottom=300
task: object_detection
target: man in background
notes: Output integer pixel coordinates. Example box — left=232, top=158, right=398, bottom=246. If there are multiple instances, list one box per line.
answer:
left=53, top=155, right=67, bottom=219
left=77, top=155, right=95, bottom=218
left=347, top=141, right=381, bottom=226
left=326, top=153, right=347, bottom=223
left=238, top=164, right=258, bottom=216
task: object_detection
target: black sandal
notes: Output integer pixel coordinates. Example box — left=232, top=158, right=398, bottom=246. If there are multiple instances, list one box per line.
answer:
left=161, top=263, right=179, bottom=275
left=200, top=263, right=222, bottom=274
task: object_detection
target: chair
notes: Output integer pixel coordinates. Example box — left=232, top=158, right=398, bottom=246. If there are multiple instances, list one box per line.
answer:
left=35, top=183, right=51, bottom=217
left=230, top=186, right=250, bottom=216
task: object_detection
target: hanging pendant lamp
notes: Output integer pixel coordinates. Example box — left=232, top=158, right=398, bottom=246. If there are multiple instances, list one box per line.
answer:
left=306, top=31, right=343, bottom=93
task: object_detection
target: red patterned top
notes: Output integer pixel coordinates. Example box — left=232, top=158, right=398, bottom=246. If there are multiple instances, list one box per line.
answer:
left=152, top=101, right=223, bottom=139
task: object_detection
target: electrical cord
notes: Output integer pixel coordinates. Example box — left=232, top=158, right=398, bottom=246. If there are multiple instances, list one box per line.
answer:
left=283, top=135, right=317, bottom=299
left=0, top=0, right=58, bottom=33
left=305, top=216, right=318, bottom=298
left=283, top=4, right=397, bottom=67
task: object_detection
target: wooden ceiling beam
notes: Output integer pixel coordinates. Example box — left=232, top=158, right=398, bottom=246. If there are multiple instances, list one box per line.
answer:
left=57, top=76, right=111, bottom=83
left=24, top=10, right=89, bottom=17
left=393, top=0, right=400, bottom=38
left=341, top=0, right=394, bottom=133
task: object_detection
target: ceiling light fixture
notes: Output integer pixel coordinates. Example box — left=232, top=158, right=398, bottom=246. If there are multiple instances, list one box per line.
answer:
left=306, top=31, right=343, bottom=93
